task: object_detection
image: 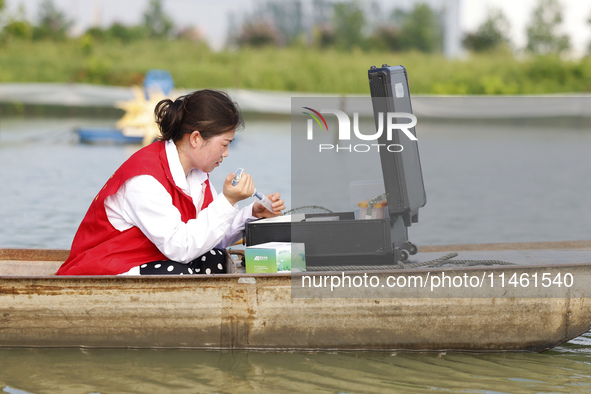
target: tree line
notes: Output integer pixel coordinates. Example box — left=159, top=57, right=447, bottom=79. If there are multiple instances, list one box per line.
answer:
left=0, top=0, right=587, bottom=56
left=230, top=0, right=582, bottom=56
left=0, top=0, right=178, bottom=42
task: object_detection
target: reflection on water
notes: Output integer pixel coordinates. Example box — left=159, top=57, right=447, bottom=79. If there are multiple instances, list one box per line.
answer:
left=0, top=333, right=590, bottom=394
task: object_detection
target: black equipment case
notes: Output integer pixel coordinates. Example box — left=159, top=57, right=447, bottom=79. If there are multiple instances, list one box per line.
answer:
left=245, top=65, right=427, bottom=267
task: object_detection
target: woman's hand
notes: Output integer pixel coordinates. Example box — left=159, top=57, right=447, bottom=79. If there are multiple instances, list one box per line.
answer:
left=223, top=171, right=255, bottom=206
left=253, top=193, right=285, bottom=218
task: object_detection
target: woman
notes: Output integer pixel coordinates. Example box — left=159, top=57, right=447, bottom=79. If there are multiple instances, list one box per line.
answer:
left=57, top=89, right=284, bottom=275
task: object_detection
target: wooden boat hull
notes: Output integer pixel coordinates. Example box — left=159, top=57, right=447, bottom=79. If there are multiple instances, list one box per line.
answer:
left=1, top=242, right=590, bottom=352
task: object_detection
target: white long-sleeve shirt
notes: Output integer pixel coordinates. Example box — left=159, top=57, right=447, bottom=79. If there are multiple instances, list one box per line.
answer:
left=105, top=140, right=254, bottom=274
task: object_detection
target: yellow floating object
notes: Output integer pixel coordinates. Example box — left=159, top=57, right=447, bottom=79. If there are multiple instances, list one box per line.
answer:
left=114, top=86, right=169, bottom=145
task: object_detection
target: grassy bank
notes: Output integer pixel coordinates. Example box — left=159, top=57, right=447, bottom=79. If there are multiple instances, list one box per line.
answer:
left=2, top=39, right=591, bottom=94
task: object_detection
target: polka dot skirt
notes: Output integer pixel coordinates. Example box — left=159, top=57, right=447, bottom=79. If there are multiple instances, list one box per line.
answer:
left=139, top=248, right=227, bottom=275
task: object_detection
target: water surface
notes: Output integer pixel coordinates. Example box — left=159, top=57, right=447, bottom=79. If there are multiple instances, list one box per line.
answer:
left=0, top=115, right=590, bottom=393
left=0, top=334, right=590, bottom=393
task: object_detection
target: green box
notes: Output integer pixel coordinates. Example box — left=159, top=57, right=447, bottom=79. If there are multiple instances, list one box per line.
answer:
left=245, top=242, right=306, bottom=273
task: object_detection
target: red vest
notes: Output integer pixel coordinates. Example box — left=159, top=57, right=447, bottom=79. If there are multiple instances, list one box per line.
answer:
left=56, top=141, right=197, bottom=275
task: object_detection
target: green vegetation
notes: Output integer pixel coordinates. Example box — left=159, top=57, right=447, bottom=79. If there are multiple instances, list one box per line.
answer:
left=1, top=0, right=591, bottom=94
left=1, top=40, right=591, bottom=95
left=526, top=0, right=570, bottom=55
left=463, top=9, right=511, bottom=53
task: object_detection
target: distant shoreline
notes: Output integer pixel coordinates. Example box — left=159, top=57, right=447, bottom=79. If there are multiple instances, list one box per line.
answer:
left=1, top=83, right=590, bottom=121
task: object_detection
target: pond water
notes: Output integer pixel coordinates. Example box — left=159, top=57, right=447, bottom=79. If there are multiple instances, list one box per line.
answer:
left=1, top=116, right=590, bottom=248
left=0, top=114, right=590, bottom=393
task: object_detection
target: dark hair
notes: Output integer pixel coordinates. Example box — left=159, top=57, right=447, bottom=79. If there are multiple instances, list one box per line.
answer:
left=154, top=89, right=244, bottom=142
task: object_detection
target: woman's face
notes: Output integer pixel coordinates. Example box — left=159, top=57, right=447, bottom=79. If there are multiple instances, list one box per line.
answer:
left=191, top=129, right=235, bottom=173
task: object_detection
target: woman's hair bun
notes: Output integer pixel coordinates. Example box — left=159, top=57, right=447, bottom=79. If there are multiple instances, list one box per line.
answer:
left=155, top=90, right=243, bottom=142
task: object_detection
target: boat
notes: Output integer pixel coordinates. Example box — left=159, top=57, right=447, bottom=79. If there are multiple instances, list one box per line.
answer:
left=75, top=86, right=165, bottom=145
left=76, top=127, right=144, bottom=145
left=1, top=240, right=590, bottom=352
left=75, top=70, right=173, bottom=145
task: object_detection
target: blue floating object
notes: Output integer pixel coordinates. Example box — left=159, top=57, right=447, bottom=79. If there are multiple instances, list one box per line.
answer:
left=76, top=128, right=144, bottom=145
left=143, top=69, right=174, bottom=98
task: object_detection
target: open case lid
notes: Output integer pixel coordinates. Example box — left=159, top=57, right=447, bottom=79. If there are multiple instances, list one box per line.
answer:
left=368, top=65, right=427, bottom=226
